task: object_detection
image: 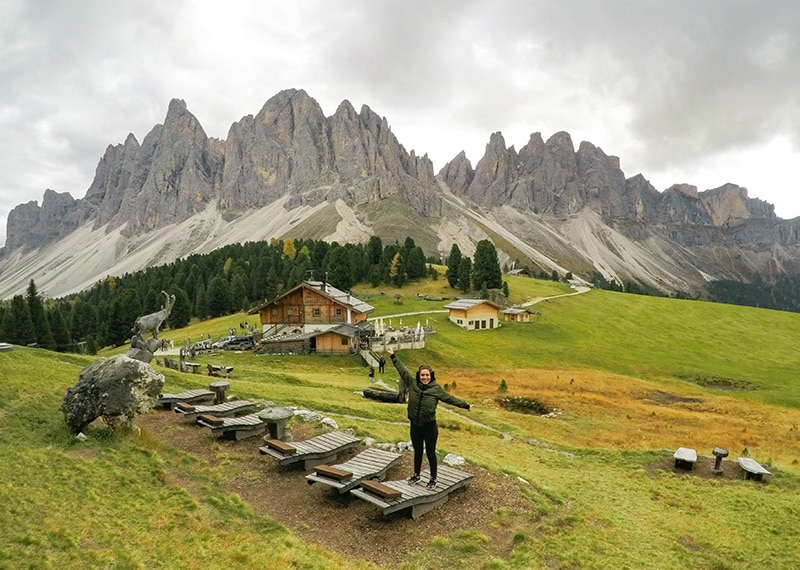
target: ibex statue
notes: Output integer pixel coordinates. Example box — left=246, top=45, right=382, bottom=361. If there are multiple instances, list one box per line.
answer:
left=131, top=291, right=175, bottom=339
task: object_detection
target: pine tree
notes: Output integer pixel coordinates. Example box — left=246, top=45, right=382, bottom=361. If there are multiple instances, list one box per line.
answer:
left=230, top=273, right=249, bottom=312
left=194, top=283, right=209, bottom=319
left=458, top=257, right=472, bottom=293
left=3, top=295, right=36, bottom=346
left=26, top=280, right=54, bottom=349
left=472, top=239, right=502, bottom=290
left=47, top=305, right=72, bottom=352
left=207, top=276, right=230, bottom=318
left=106, top=289, right=141, bottom=347
left=407, top=246, right=427, bottom=280
left=446, top=244, right=462, bottom=288
left=367, top=236, right=383, bottom=265
left=167, top=288, right=191, bottom=329
left=326, top=245, right=354, bottom=290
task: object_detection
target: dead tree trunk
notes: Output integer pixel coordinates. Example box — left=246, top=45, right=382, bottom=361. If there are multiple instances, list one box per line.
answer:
left=363, top=387, right=405, bottom=403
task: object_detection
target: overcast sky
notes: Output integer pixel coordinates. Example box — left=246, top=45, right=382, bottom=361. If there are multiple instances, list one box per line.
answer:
left=2, top=0, right=799, bottom=248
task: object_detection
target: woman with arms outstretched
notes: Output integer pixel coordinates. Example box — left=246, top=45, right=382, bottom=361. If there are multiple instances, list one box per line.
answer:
left=387, top=346, right=470, bottom=488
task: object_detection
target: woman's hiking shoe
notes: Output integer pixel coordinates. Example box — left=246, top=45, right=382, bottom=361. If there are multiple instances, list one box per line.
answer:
left=426, top=479, right=437, bottom=489
left=407, top=474, right=421, bottom=485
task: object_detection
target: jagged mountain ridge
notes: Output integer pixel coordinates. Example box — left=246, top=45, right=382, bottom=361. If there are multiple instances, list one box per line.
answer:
left=2, top=88, right=800, bottom=300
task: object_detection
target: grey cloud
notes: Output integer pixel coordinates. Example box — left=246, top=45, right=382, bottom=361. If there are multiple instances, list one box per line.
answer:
left=2, top=0, right=800, bottom=249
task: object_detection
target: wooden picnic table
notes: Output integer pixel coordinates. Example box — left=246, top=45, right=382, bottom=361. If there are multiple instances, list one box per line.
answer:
left=257, top=406, right=293, bottom=440
left=737, top=457, right=772, bottom=481
left=673, top=447, right=697, bottom=470
left=207, top=364, right=234, bottom=378
left=208, top=380, right=230, bottom=404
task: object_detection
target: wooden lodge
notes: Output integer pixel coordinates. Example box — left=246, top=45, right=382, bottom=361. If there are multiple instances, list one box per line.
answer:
left=443, top=298, right=501, bottom=331
left=249, top=281, right=375, bottom=354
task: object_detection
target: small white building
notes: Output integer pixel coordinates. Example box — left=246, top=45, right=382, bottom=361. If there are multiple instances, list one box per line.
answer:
left=443, top=298, right=501, bottom=331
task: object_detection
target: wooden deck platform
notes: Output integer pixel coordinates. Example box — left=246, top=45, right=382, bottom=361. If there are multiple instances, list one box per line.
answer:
left=173, top=400, right=256, bottom=421
left=157, top=388, right=215, bottom=410
left=305, top=447, right=402, bottom=493
left=349, top=465, right=474, bottom=519
left=259, top=431, right=361, bottom=469
left=197, top=412, right=270, bottom=440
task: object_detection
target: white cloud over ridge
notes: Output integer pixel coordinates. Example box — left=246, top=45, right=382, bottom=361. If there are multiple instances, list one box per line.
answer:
left=1, top=0, right=799, bottom=248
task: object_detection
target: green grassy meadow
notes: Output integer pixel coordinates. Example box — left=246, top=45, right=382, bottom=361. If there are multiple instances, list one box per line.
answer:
left=2, top=274, right=800, bottom=568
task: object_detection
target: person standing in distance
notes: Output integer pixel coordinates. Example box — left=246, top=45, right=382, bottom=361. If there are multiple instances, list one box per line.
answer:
left=387, top=346, right=470, bottom=489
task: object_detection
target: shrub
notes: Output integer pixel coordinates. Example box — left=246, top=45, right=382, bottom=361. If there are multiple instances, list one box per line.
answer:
left=498, top=395, right=550, bottom=415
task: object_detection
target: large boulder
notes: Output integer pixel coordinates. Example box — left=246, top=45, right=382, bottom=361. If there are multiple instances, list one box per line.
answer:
left=62, top=354, right=165, bottom=434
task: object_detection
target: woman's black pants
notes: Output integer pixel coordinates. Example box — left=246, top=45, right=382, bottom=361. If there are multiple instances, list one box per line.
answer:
left=410, top=420, right=439, bottom=479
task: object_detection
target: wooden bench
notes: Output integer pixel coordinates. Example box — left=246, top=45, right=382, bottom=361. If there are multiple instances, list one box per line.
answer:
left=349, top=465, right=474, bottom=519
left=673, top=447, right=697, bottom=470
left=208, top=364, right=234, bottom=378
left=259, top=431, right=361, bottom=469
left=737, top=457, right=772, bottom=481
left=157, top=388, right=215, bottom=410
left=305, top=447, right=402, bottom=493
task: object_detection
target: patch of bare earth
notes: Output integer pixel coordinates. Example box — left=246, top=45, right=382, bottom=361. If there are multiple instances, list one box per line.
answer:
left=138, top=410, right=535, bottom=568
left=646, top=453, right=755, bottom=482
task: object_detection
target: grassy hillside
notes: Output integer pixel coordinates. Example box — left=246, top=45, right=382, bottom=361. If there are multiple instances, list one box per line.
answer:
left=2, top=275, right=800, bottom=568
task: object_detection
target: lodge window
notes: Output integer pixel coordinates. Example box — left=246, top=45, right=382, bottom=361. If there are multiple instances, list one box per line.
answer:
left=312, top=308, right=321, bottom=317
left=341, top=337, right=348, bottom=345
left=335, top=308, right=343, bottom=317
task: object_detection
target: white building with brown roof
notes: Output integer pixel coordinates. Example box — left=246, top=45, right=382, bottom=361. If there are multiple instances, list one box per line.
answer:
left=443, top=298, right=501, bottom=331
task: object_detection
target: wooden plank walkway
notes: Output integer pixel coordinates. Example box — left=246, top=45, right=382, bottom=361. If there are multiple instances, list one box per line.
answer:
left=197, top=412, right=269, bottom=440
left=349, top=465, right=474, bottom=519
left=259, top=431, right=361, bottom=469
left=305, top=448, right=402, bottom=493
left=173, top=400, right=256, bottom=421
left=157, top=388, right=215, bottom=410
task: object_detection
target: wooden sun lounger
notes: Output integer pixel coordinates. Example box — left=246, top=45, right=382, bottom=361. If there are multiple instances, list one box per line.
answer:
left=173, top=400, right=257, bottom=421
left=157, top=388, right=215, bottom=410
left=349, top=465, right=474, bottom=519
left=305, top=447, right=402, bottom=493
left=196, top=412, right=271, bottom=440
left=259, top=431, right=361, bottom=469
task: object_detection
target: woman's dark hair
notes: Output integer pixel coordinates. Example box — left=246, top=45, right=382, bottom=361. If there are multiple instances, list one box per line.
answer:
left=416, top=365, right=435, bottom=382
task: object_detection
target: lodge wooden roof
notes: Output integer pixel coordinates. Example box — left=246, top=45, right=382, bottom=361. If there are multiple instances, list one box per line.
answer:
left=249, top=280, right=375, bottom=315
left=443, top=298, right=502, bottom=311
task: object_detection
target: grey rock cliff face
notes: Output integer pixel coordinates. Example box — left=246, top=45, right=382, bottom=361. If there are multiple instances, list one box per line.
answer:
left=218, top=89, right=439, bottom=215
left=4, top=189, right=92, bottom=251
left=1, top=88, right=799, bottom=298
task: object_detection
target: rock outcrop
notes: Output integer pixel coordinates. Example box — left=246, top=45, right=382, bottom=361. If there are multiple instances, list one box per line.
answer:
left=61, top=355, right=165, bottom=434
left=2, top=88, right=800, bottom=298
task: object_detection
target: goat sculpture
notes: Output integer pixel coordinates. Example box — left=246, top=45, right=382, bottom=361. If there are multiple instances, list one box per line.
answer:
left=131, top=291, right=175, bottom=339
